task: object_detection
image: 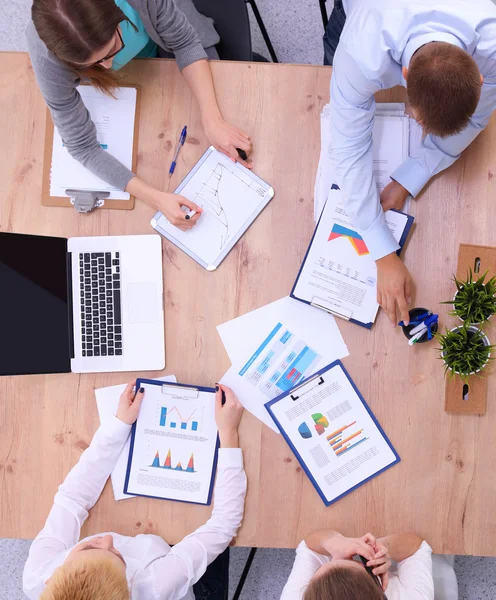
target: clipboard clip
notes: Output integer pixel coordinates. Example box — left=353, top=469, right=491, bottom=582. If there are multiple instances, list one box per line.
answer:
left=65, top=189, right=110, bottom=214
left=161, top=384, right=200, bottom=399
left=311, top=296, right=351, bottom=321
left=290, top=374, right=325, bottom=401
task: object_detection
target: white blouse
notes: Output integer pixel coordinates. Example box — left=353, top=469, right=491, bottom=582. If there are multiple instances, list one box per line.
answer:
left=22, top=415, right=247, bottom=600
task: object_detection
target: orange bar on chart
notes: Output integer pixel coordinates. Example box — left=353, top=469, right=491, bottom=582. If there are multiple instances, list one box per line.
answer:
left=327, top=422, right=357, bottom=441
left=333, top=429, right=363, bottom=450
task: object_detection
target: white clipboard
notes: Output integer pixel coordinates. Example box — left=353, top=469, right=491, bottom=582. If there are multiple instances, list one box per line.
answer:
left=151, top=147, right=275, bottom=270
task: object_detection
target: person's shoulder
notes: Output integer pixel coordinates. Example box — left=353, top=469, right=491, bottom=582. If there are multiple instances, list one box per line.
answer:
left=25, top=19, right=49, bottom=59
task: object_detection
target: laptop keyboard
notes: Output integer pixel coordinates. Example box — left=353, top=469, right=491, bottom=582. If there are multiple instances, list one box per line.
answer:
left=78, top=252, right=122, bottom=358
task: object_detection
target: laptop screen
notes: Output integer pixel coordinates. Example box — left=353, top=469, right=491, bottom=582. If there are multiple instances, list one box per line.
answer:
left=0, top=232, right=72, bottom=375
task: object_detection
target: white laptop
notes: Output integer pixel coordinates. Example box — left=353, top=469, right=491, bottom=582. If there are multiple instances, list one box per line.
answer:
left=0, top=232, right=165, bottom=375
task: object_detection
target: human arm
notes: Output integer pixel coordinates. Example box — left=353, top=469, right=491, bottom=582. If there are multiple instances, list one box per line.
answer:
left=26, top=23, right=135, bottom=191
left=145, top=386, right=246, bottom=599
left=330, top=46, right=411, bottom=325
left=151, top=0, right=252, bottom=166
left=22, top=383, right=144, bottom=598
left=378, top=534, right=434, bottom=599
left=181, top=60, right=252, bottom=168
left=391, top=81, right=496, bottom=199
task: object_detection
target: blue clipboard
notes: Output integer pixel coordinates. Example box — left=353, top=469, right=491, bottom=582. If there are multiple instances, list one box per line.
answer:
left=265, top=360, right=400, bottom=507
left=150, top=146, right=275, bottom=271
left=124, top=378, right=219, bottom=506
left=290, top=184, right=414, bottom=328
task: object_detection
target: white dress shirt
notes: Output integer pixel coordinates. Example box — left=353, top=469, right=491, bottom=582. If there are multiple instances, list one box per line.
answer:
left=331, top=0, right=496, bottom=261
left=281, top=540, right=435, bottom=600
left=22, top=416, right=247, bottom=600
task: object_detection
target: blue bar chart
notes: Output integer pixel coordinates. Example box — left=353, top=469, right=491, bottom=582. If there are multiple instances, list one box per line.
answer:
left=160, top=406, right=199, bottom=432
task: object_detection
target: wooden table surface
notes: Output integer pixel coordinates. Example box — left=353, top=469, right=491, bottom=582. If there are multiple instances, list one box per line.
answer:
left=1, top=52, right=496, bottom=555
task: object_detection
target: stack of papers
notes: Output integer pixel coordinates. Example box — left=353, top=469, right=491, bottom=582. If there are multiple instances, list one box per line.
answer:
left=314, top=103, right=423, bottom=222
left=218, top=297, right=349, bottom=432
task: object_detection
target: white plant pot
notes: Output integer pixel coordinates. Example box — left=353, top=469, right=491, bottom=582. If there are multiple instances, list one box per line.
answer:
left=452, top=285, right=493, bottom=325
left=441, top=325, right=491, bottom=378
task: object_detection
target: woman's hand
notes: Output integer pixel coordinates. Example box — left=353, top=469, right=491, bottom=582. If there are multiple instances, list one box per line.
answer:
left=323, top=532, right=375, bottom=561
left=203, top=115, right=253, bottom=169
left=366, top=542, right=391, bottom=591
left=153, top=191, right=203, bottom=231
left=215, top=384, right=244, bottom=448
left=125, top=177, right=202, bottom=231
left=116, top=380, right=145, bottom=425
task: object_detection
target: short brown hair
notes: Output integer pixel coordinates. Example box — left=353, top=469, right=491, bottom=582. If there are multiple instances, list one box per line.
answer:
left=32, top=0, right=136, bottom=93
left=407, top=42, right=481, bottom=138
left=40, top=556, right=129, bottom=600
left=304, top=565, right=385, bottom=600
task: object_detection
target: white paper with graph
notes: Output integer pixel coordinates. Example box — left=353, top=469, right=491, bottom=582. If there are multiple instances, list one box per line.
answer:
left=265, top=361, right=400, bottom=506
left=124, top=380, right=218, bottom=505
left=151, top=147, right=274, bottom=270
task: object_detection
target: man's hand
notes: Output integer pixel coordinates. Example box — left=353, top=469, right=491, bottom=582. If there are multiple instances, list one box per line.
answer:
left=380, top=180, right=410, bottom=212
left=376, top=253, right=412, bottom=326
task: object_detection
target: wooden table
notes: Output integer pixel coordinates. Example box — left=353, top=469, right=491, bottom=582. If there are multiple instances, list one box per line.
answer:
left=1, top=52, right=496, bottom=555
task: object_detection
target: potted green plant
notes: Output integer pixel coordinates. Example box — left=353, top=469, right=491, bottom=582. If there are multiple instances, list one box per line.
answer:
left=436, top=324, right=494, bottom=384
left=442, top=269, right=496, bottom=325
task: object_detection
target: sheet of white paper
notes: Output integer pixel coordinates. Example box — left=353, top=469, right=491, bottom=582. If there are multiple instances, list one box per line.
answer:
left=50, top=86, right=136, bottom=200
left=218, top=297, right=349, bottom=432
left=125, top=382, right=218, bottom=504
left=153, top=148, right=273, bottom=268
left=266, top=362, right=398, bottom=504
left=295, top=188, right=410, bottom=326
left=314, top=104, right=411, bottom=222
left=95, top=375, right=176, bottom=501
left=408, top=117, right=423, bottom=157
left=372, top=115, right=409, bottom=193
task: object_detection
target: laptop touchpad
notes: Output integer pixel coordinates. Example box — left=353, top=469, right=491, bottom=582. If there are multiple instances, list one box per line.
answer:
left=127, top=282, right=158, bottom=323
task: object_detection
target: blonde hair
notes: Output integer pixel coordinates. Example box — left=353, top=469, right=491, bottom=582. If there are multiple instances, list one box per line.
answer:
left=41, top=556, right=129, bottom=600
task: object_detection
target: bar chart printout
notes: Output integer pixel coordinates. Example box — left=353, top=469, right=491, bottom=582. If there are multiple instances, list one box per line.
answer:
left=125, top=383, right=218, bottom=504
left=160, top=406, right=199, bottom=431
left=327, top=421, right=369, bottom=457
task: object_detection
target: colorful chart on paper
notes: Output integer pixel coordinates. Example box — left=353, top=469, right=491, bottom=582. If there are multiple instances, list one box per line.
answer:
left=150, top=449, right=196, bottom=473
left=328, top=224, right=370, bottom=256
left=159, top=406, right=199, bottom=432
left=327, top=422, right=369, bottom=457
left=312, top=413, right=329, bottom=435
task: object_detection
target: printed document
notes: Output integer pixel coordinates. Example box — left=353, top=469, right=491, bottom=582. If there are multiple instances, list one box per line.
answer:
left=95, top=375, right=176, bottom=501
left=294, top=188, right=411, bottom=327
left=50, top=86, right=137, bottom=200
left=266, top=361, right=399, bottom=505
left=314, top=103, right=419, bottom=222
left=124, top=381, right=218, bottom=504
left=218, top=297, right=349, bottom=432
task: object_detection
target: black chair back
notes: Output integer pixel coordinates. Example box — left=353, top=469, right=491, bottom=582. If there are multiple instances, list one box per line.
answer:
left=192, top=0, right=252, bottom=61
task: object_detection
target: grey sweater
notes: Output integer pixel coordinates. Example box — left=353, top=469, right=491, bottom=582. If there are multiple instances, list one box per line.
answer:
left=27, top=0, right=220, bottom=191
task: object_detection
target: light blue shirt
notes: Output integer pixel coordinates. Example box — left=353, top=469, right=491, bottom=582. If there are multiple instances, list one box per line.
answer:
left=331, top=0, right=496, bottom=261
left=112, top=0, right=157, bottom=71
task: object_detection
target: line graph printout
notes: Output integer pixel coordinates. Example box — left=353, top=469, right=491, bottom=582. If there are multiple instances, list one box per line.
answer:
left=125, top=382, right=218, bottom=504
left=293, top=187, right=410, bottom=326
left=151, top=147, right=274, bottom=269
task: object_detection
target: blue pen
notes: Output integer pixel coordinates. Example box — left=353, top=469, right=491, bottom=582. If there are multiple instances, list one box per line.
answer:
left=169, top=126, right=187, bottom=177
